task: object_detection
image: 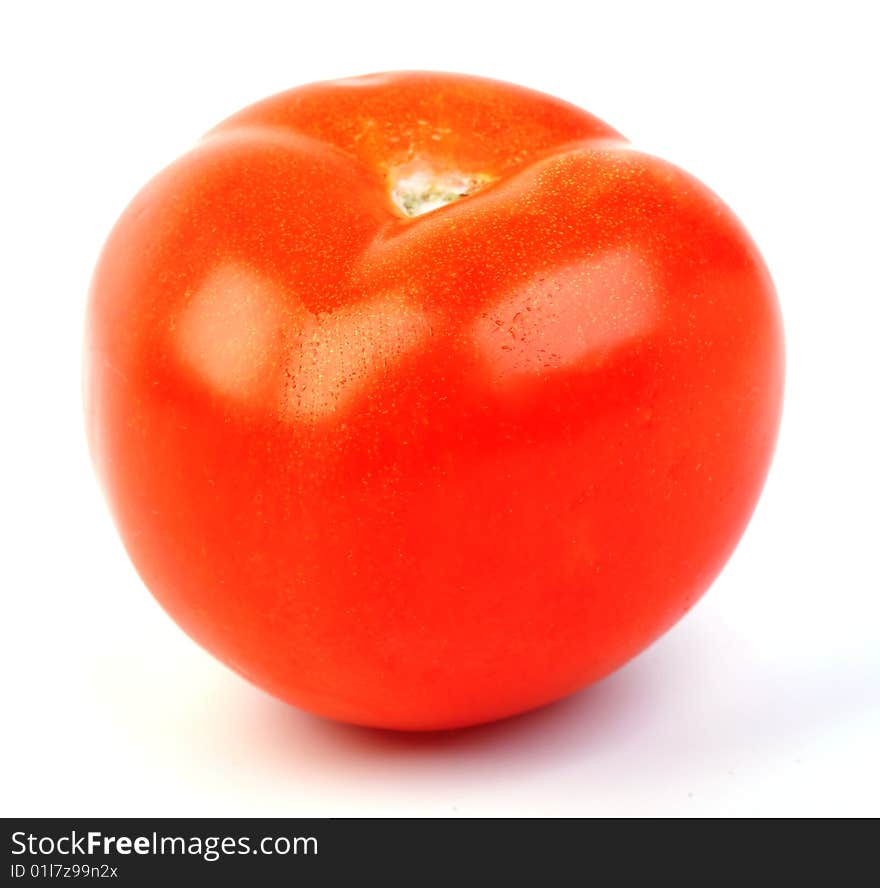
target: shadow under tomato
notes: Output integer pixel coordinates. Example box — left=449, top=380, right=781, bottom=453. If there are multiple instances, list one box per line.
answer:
left=243, top=619, right=879, bottom=791
left=251, top=636, right=684, bottom=778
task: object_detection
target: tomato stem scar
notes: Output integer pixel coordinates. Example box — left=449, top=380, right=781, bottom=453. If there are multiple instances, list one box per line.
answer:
left=389, top=163, right=495, bottom=218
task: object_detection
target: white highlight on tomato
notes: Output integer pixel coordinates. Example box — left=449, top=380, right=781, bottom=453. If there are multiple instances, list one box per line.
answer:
left=176, top=262, right=283, bottom=399
left=284, top=295, right=431, bottom=420
left=473, top=248, right=657, bottom=378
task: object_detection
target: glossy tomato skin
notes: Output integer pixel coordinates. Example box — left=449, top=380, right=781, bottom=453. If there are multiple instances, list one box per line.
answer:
left=86, top=72, right=783, bottom=730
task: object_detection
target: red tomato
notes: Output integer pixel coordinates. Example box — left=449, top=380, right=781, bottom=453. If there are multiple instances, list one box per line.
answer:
left=85, top=72, right=784, bottom=730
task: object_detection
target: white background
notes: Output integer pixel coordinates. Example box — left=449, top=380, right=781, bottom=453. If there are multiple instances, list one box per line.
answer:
left=2, top=1, right=878, bottom=817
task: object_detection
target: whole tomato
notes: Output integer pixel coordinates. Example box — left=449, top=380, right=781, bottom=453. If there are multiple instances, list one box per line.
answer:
left=85, top=72, right=783, bottom=730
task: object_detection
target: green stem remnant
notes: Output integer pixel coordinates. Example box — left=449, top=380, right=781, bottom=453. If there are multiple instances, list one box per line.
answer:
left=389, top=166, right=494, bottom=218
